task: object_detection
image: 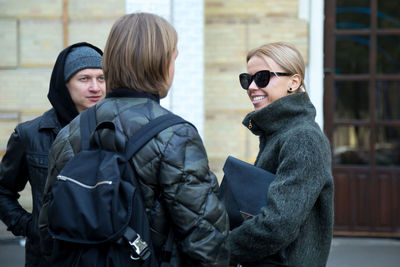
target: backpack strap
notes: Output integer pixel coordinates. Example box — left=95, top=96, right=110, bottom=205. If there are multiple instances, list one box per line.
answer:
left=79, top=106, right=97, bottom=150
left=160, top=229, right=174, bottom=267
left=122, top=113, right=192, bottom=264
left=124, top=113, right=192, bottom=159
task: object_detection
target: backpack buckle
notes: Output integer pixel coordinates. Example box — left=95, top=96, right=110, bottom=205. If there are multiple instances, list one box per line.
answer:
left=128, top=234, right=151, bottom=261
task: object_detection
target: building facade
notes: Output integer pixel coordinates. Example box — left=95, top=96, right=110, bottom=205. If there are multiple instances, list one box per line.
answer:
left=1, top=0, right=398, bottom=236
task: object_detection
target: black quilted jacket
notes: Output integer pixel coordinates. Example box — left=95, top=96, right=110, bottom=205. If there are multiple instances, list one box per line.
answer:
left=39, top=89, right=230, bottom=266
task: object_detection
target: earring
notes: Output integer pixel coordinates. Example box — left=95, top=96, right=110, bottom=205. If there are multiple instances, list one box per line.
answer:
left=287, top=87, right=293, bottom=93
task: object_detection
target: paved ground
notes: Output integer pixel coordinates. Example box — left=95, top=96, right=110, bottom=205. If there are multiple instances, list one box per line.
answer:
left=0, top=238, right=25, bottom=267
left=1, top=219, right=399, bottom=267
left=327, top=237, right=400, bottom=267
left=0, top=221, right=25, bottom=267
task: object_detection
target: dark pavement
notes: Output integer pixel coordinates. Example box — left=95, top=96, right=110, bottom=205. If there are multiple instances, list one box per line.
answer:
left=0, top=222, right=24, bottom=267
left=0, top=238, right=24, bottom=267
left=1, top=221, right=400, bottom=266
left=327, top=236, right=400, bottom=267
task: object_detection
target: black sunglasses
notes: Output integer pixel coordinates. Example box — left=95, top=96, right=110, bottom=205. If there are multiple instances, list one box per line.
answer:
left=239, top=70, right=291, bottom=90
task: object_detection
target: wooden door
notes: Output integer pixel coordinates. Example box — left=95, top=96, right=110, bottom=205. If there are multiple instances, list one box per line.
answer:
left=324, top=0, right=400, bottom=236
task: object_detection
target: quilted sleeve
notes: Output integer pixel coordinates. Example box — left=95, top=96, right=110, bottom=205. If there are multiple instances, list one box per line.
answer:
left=158, top=123, right=230, bottom=266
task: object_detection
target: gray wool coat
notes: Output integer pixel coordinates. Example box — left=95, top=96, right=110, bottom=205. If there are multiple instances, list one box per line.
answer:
left=229, top=92, right=334, bottom=267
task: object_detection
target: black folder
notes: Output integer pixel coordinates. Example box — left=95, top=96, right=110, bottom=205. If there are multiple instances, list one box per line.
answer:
left=219, top=156, right=275, bottom=229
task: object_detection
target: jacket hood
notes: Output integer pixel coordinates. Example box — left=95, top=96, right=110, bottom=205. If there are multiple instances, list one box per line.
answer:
left=47, top=42, right=103, bottom=126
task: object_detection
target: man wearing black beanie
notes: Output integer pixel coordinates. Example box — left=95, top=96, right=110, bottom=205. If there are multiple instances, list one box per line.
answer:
left=0, top=42, right=105, bottom=267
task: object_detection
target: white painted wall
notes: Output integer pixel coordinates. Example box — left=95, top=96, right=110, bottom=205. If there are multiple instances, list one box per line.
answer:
left=299, top=0, right=325, bottom=129
left=126, top=0, right=204, bottom=136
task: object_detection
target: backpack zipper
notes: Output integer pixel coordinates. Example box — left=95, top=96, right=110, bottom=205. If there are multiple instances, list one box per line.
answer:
left=57, top=175, right=112, bottom=189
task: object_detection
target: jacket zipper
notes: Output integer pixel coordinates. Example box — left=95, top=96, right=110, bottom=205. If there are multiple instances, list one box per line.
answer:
left=57, top=175, right=112, bottom=189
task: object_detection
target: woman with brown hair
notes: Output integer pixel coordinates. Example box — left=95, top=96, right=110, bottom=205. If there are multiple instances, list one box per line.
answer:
left=40, top=13, right=230, bottom=266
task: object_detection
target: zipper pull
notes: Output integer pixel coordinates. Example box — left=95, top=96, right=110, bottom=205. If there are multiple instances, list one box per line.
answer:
left=57, top=175, right=67, bottom=181
left=249, top=119, right=253, bottom=129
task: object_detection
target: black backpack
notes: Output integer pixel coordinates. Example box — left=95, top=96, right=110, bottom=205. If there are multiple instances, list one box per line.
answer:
left=47, top=107, right=189, bottom=266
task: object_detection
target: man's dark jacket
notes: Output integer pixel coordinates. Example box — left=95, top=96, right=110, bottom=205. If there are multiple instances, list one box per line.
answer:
left=0, top=42, right=102, bottom=267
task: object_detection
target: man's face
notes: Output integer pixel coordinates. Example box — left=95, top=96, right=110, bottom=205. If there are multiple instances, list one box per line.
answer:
left=66, top=68, right=106, bottom=113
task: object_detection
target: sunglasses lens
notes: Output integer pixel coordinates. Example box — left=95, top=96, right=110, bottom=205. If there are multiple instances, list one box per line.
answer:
left=239, top=73, right=251, bottom=90
left=254, top=71, right=270, bottom=88
left=239, top=71, right=271, bottom=90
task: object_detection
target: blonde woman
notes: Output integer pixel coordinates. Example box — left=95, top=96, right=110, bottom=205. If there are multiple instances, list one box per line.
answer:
left=229, top=42, right=334, bottom=266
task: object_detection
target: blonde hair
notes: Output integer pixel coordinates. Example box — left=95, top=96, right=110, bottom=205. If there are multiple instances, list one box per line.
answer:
left=247, top=42, right=306, bottom=91
left=103, top=12, right=177, bottom=94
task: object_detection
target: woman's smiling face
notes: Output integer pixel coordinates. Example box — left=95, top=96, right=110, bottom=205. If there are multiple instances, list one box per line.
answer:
left=246, top=55, right=292, bottom=111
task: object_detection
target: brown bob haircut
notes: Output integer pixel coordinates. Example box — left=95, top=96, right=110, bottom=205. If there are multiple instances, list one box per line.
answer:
left=103, top=12, right=177, bottom=94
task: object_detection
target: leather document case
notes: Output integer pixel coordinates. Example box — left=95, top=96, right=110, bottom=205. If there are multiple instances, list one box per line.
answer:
left=219, top=156, right=275, bottom=229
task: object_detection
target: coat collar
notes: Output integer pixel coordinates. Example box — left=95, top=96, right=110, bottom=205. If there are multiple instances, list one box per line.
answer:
left=38, top=108, right=62, bottom=134
left=242, top=92, right=316, bottom=136
left=106, top=87, right=160, bottom=103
